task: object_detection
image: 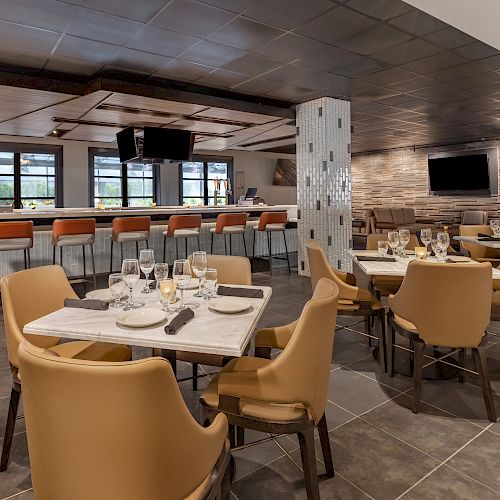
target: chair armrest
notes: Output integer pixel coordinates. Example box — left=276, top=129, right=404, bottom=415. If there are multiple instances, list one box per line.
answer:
left=254, top=319, right=299, bottom=350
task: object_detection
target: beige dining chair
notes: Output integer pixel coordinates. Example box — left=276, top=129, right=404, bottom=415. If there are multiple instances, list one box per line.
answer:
left=174, top=255, right=252, bottom=390
left=459, top=225, right=500, bottom=263
left=18, top=341, right=231, bottom=500
left=306, top=241, right=386, bottom=370
left=200, top=277, right=339, bottom=500
left=387, top=260, right=496, bottom=421
left=0, top=265, right=131, bottom=471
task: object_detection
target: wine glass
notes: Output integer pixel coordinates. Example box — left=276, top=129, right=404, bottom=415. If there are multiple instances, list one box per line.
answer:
left=437, top=231, right=450, bottom=258
left=420, top=228, right=432, bottom=255
left=154, top=263, right=169, bottom=284
left=158, top=278, right=176, bottom=312
left=139, top=249, right=155, bottom=294
left=191, top=251, right=207, bottom=298
left=377, top=241, right=389, bottom=257
left=204, top=268, right=217, bottom=300
left=387, top=231, right=400, bottom=255
left=398, top=229, right=410, bottom=257
left=490, top=219, right=500, bottom=237
left=108, top=273, right=125, bottom=308
left=172, top=259, right=192, bottom=310
left=121, top=259, right=144, bottom=310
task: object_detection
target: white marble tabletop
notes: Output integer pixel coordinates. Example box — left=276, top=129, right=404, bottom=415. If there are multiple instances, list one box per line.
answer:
left=24, top=281, right=272, bottom=358
left=453, top=235, right=500, bottom=249
left=349, top=250, right=500, bottom=278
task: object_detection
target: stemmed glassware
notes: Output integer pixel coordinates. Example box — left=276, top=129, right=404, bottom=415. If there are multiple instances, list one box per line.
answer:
left=158, top=278, right=176, bottom=312
left=490, top=219, right=500, bottom=237
left=121, top=259, right=144, bottom=310
left=154, top=263, right=169, bottom=283
left=398, top=229, right=410, bottom=257
left=420, top=228, right=432, bottom=256
left=436, top=232, right=450, bottom=261
left=387, top=231, right=400, bottom=256
left=172, top=259, right=192, bottom=311
left=204, top=268, right=218, bottom=300
left=377, top=241, right=389, bottom=257
left=191, top=251, right=208, bottom=298
left=108, top=273, right=125, bottom=308
left=139, top=249, right=155, bottom=294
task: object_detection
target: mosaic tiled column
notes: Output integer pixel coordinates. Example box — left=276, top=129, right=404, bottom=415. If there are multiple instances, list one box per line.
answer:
left=296, top=97, right=352, bottom=276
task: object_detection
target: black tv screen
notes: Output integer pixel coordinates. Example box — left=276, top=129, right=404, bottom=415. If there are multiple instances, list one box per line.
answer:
left=428, top=154, right=490, bottom=194
left=116, top=127, right=138, bottom=163
left=142, top=127, right=194, bottom=161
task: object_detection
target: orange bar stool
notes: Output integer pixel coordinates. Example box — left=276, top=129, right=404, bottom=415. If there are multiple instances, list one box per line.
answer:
left=210, top=212, right=248, bottom=256
left=52, top=218, right=96, bottom=287
left=253, top=211, right=291, bottom=274
left=0, top=221, right=33, bottom=269
left=163, top=214, right=202, bottom=261
left=110, top=216, right=151, bottom=273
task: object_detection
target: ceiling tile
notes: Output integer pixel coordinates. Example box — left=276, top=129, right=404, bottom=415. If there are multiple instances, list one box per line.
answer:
left=232, top=78, right=282, bottom=95
left=388, top=10, right=448, bottom=36
left=55, top=35, right=121, bottom=64
left=207, top=17, right=284, bottom=50
left=222, top=53, right=280, bottom=76
left=360, top=67, right=417, bottom=86
left=81, top=0, right=168, bottom=23
left=197, top=68, right=248, bottom=87
left=264, top=63, right=318, bottom=84
left=44, top=55, right=103, bottom=75
left=244, top=0, right=334, bottom=30
left=109, top=48, right=173, bottom=74
left=196, top=0, right=256, bottom=13
left=453, top=42, right=499, bottom=61
left=266, top=84, right=318, bottom=101
left=0, top=21, right=60, bottom=53
left=293, top=71, right=350, bottom=91
left=371, top=39, right=444, bottom=66
left=0, top=45, right=48, bottom=70
left=402, top=51, right=469, bottom=74
left=295, top=6, right=377, bottom=45
left=389, top=75, right=438, bottom=92
left=0, top=0, right=77, bottom=32
left=423, top=27, right=477, bottom=50
left=345, top=0, right=412, bottom=20
left=299, top=45, right=363, bottom=72
left=127, top=26, right=200, bottom=57
left=151, top=0, right=235, bottom=37
left=479, top=55, right=500, bottom=71
left=65, top=7, right=144, bottom=45
left=333, top=57, right=389, bottom=78
left=253, top=33, right=325, bottom=63
left=335, top=23, right=412, bottom=55
left=154, top=59, right=216, bottom=81
left=179, top=40, right=246, bottom=67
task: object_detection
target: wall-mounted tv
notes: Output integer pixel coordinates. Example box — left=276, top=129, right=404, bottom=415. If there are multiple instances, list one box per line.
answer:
left=116, top=126, right=139, bottom=163
left=428, top=152, right=493, bottom=196
left=273, top=158, right=297, bottom=186
left=142, top=127, right=194, bottom=161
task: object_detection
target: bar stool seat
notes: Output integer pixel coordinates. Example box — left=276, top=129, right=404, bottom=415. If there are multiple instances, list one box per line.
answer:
left=210, top=225, right=245, bottom=234
left=255, top=223, right=286, bottom=232
left=54, top=233, right=95, bottom=246
left=163, top=214, right=202, bottom=261
left=169, top=228, right=200, bottom=238
left=211, top=213, right=248, bottom=256
left=115, top=230, right=149, bottom=243
left=0, top=221, right=33, bottom=269
left=253, top=212, right=290, bottom=274
left=0, top=238, right=32, bottom=251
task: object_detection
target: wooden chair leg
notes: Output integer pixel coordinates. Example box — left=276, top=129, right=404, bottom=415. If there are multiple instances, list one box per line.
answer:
left=82, top=244, right=87, bottom=280
left=317, top=414, right=334, bottom=478
left=236, top=426, right=244, bottom=447
left=163, top=235, right=167, bottom=262
left=221, top=457, right=231, bottom=500
left=388, top=323, right=396, bottom=377
left=228, top=424, right=236, bottom=449
left=211, top=232, right=214, bottom=254
left=90, top=245, right=97, bottom=289
left=472, top=346, right=497, bottom=422
left=0, top=383, right=21, bottom=472
left=110, top=240, right=114, bottom=274
left=254, top=346, right=272, bottom=359
left=377, top=311, right=387, bottom=373
left=53, top=245, right=56, bottom=264
left=242, top=233, right=248, bottom=257
left=412, top=340, right=425, bottom=414
left=283, top=230, right=291, bottom=274
left=365, top=316, right=372, bottom=347
left=27, top=248, right=31, bottom=268
left=23, top=249, right=27, bottom=269
left=458, top=348, right=465, bottom=384
left=192, top=363, right=198, bottom=391
left=297, top=427, right=320, bottom=500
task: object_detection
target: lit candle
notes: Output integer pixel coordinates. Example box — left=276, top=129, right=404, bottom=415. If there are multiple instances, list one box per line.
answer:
left=415, top=247, right=427, bottom=260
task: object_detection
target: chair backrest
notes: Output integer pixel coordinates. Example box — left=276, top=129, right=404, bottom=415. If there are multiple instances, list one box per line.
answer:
left=112, top=216, right=151, bottom=240
left=166, top=214, right=202, bottom=237
left=462, top=210, right=488, bottom=225
left=366, top=233, right=420, bottom=250
left=388, top=260, right=491, bottom=347
left=255, top=278, right=339, bottom=423
left=0, top=221, right=33, bottom=240
left=52, top=219, right=95, bottom=244
left=459, top=225, right=491, bottom=258
left=188, top=254, right=252, bottom=285
left=214, top=213, right=247, bottom=233
left=0, top=265, right=77, bottom=371
left=17, top=341, right=228, bottom=500
left=258, top=212, right=287, bottom=231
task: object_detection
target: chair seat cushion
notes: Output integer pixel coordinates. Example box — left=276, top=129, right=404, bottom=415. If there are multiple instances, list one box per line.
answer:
left=49, top=340, right=131, bottom=362
left=210, top=226, right=245, bottom=234
left=201, top=356, right=308, bottom=421
left=393, top=314, right=418, bottom=333
left=55, top=234, right=94, bottom=247
left=0, top=237, right=32, bottom=250
left=115, top=231, right=149, bottom=243
left=173, top=229, right=200, bottom=238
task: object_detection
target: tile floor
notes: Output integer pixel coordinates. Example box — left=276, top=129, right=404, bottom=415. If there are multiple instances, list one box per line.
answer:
left=1, top=267, right=500, bottom=499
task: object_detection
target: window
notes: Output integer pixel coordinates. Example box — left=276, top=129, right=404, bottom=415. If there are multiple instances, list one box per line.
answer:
left=89, top=148, right=157, bottom=207
left=0, top=144, right=62, bottom=208
left=179, top=156, right=233, bottom=206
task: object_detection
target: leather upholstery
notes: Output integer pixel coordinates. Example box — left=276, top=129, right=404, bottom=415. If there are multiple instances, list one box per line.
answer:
left=403, top=208, right=417, bottom=225
left=166, top=215, right=202, bottom=237
left=115, top=231, right=149, bottom=242
left=52, top=219, right=95, bottom=246
left=257, top=212, right=287, bottom=231
left=459, top=225, right=500, bottom=260
left=214, top=213, right=247, bottom=234
left=388, top=260, right=491, bottom=347
left=18, top=342, right=228, bottom=500
left=201, top=277, right=339, bottom=424
left=112, top=216, right=151, bottom=241
left=0, top=238, right=32, bottom=251
left=0, top=221, right=33, bottom=240
left=462, top=210, right=488, bottom=225
left=391, top=208, right=406, bottom=227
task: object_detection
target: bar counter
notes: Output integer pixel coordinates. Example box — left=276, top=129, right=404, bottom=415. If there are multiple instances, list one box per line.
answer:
left=0, top=205, right=297, bottom=278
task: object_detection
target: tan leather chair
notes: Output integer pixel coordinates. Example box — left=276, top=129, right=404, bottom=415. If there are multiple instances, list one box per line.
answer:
left=307, top=241, right=386, bottom=370
left=18, top=341, right=230, bottom=500
left=459, top=225, right=500, bottom=263
left=201, top=278, right=339, bottom=500
left=174, top=255, right=252, bottom=390
left=387, top=260, right=496, bottom=421
left=0, top=265, right=131, bottom=471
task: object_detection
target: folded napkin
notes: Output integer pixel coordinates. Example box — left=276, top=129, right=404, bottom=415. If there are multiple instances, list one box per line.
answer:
left=356, top=256, right=396, bottom=262
left=217, top=286, right=264, bottom=298
left=164, top=308, right=194, bottom=335
left=478, top=233, right=500, bottom=241
left=149, top=280, right=157, bottom=290
left=446, top=258, right=463, bottom=263
left=64, top=298, right=109, bottom=311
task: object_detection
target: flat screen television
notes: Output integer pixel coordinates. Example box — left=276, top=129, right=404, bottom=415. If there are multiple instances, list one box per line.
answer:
left=142, top=127, right=194, bottom=161
left=428, top=153, right=491, bottom=195
left=116, top=127, right=138, bottom=163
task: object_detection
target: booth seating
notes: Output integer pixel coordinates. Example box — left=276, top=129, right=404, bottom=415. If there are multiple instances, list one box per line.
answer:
left=0, top=221, right=33, bottom=269
left=210, top=212, right=248, bottom=256
left=163, top=214, right=202, bottom=261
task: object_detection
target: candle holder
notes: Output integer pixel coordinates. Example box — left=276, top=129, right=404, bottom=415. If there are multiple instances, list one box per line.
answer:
left=415, top=247, right=427, bottom=260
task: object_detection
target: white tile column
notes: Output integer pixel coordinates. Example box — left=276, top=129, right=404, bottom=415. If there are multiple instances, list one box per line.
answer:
left=296, top=97, right=352, bottom=276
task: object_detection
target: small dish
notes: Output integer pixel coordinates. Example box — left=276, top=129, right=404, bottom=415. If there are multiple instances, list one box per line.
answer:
left=85, top=288, right=128, bottom=303
left=116, top=308, right=166, bottom=328
left=208, top=298, right=251, bottom=314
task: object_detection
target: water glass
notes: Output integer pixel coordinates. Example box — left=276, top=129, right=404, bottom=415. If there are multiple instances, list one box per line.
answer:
left=398, top=229, right=410, bottom=256
left=191, top=251, right=207, bottom=298
left=172, top=259, right=192, bottom=310
left=154, top=263, right=169, bottom=284
left=377, top=241, right=389, bottom=257
left=121, top=259, right=143, bottom=310
left=139, top=249, right=155, bottom=294
left=158, top=278, right=176, bottom=312
left=431, top=239, right=439, bottom=256
left=490, top=219, right=500, bottom=237
left=420, top=228, right=432, bottom=254
left=204, top=268, right=217, bottom=300
left=437, top=232, right=450, bottom=257
left=108, top=273, right=125, bottom=308
left=387, top=231, right=400, bottom=254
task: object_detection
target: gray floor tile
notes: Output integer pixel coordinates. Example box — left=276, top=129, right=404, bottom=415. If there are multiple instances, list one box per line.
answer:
left=0, top=433, right=31, bottom=499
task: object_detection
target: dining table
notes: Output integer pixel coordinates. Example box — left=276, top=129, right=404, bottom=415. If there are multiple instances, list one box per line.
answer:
left=453, top=235, right=500, bottom=249
left=24, top=281, right=273, bottom=374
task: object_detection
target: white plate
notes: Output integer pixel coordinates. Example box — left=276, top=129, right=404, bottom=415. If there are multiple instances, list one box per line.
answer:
left=85, top=288, right=128, bottom=303
left=208, top=297, right=251, bottom=314
left=184, top=278, right=200, bottom=290
left=116, top=308, right=167, bottom=328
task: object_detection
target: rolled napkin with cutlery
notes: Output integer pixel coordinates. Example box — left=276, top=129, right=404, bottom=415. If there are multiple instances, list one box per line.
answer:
left=217, top=286, right=264, bottom=298
left=149, top=280, right=157, bottom=290
left=64, top=298, right=109, bottom=311
left=478, top=233, right=500, bottom=241
left=164, top=308, right=194, bottom=335
left=356, top=256, right=396, bottom=262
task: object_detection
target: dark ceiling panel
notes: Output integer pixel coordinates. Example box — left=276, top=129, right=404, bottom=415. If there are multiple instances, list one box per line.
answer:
left=371, top=39, right=444, bottom=66
left=333, top=57, right=389, bottom=78
left=388, top=10, right=448, bottom=36
left=55, top=35, right=121, bottom=64
left=178, top=40, right=246, bottom=67
left=453, top=42, right=499, bottom=61
left=345, top=0, right=412, bottom=20
left=299, top=45, right=363, bottom=72
left=196, top=0, right=256, bottom=14
left=264, top=64, right=318, bottom=84
left=253, top=33, right=325, bottom=63
left=81, top=0, right=168, bottom=23
left=222, top=53, right=281, bottom=76
left=423, top=27, right=477, bottom=50
left=155, top=59, right=216, bottom=81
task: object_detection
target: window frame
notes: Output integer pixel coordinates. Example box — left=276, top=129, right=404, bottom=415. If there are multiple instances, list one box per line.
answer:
left=0, top=142, right=63, bottom=208
left=88, top=148, right=159, bottom=207
left=178, top=155, right=234, bottom=206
